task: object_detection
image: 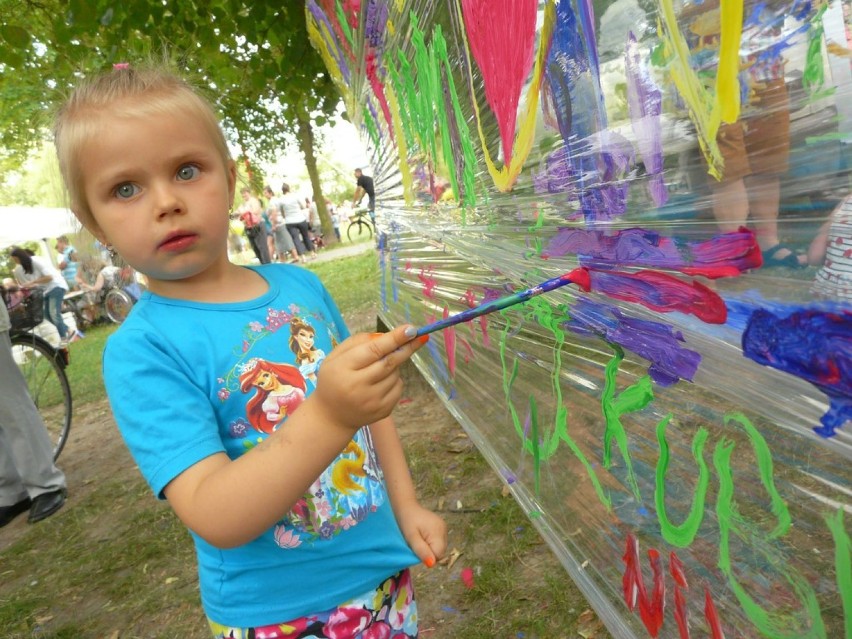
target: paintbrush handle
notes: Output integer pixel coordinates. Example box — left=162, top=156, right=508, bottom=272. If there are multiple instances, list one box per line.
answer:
left=414, top=267, right=590, bottom=337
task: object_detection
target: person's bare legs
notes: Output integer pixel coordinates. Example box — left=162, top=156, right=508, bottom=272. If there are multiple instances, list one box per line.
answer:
left=746, top=173, right=806, bottom=265
left=711, top=177, right=750, bottom=232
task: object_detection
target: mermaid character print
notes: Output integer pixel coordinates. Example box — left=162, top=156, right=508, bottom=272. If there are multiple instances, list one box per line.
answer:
left=237, top=355, right=385, bottom=547
left=239, top=358, right=307, bottom=434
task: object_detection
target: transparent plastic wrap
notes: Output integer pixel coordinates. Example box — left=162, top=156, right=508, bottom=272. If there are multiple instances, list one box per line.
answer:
left=307, top=1, right=851, bottom=637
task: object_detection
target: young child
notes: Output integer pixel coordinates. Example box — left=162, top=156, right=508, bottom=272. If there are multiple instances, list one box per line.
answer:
left=809, top=194, right=852, bottom=301
left=53, top=65, right=446, bottom=637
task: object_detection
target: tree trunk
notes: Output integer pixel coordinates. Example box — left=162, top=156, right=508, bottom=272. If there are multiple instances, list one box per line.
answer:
left=296, top=104, right=337, bottom=246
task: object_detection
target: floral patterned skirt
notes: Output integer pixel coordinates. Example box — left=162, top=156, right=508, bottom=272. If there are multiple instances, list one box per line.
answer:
left=209, top=569, right=417, bottom=639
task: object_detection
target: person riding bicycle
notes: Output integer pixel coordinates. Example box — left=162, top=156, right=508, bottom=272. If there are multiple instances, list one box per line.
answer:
left=352, top=168, right=376, bottom=226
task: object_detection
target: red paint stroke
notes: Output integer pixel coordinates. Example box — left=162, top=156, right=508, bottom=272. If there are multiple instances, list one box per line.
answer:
left=365, top=50, right=395, bottom=143
left=622, top=534, right=666, bottom=637
left=405, top=260, right=412, bottom=271
left=318, top=0, right=357, bottom=61
left=704, top=586, right=726, bottom=639
left=418, top=267, right=438, bottom=299
left=460, top=566, right=475, bottom=589
left=443, top=306, right=457, bottom=377
left=460, top=0, right=538, bottom=165
left=589, top=269, right=727, bottom=324
left=670, top=552, right=690, bottom=639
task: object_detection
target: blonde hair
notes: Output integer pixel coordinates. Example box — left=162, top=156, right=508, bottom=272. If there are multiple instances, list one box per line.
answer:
left=53, top=64, right=231, bottom=231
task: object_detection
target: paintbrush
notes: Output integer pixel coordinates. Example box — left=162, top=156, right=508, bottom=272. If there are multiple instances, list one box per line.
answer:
left=415, top=267, right=591, bottom=337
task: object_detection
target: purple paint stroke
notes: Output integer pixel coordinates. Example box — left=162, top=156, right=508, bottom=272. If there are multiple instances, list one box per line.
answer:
left=365, top=0, right=389, bottom=52
left=533, top=146, right=576, bottom=197
left=544, top=227, right=762, bottom=276
left=307, top=0, right=351, bottom=83
left=742, top=308, right=851, bottom=437
left=564, top=299, right=701, bottom=386
left=625, top=31, right=667, bottom=207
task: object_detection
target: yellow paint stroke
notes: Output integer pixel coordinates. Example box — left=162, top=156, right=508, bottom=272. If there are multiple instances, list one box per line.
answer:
left=456, top=0, right=555, bottom=192
left=658, top=0, right=743, bottom=180
left=387, top=18, right=395, bottom=37
left=385, top=83, right=415, bottom=205
left=306, top=11, right=356, bottom=117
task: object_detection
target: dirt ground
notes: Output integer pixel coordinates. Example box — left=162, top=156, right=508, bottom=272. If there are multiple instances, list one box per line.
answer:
left=1, top=305, right=606, bottom=637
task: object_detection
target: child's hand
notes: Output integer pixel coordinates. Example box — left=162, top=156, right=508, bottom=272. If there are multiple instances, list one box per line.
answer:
left=312, top=325, right=427, bottom=431
left=396, top=502, right=448, bottom=568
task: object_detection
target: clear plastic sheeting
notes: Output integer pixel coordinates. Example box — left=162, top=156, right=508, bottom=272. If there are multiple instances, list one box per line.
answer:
left=307, top=1, right=851, bottom=637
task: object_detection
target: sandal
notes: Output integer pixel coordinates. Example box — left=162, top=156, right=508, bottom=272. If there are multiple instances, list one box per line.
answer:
left=762, top=243, right=808, bottom=269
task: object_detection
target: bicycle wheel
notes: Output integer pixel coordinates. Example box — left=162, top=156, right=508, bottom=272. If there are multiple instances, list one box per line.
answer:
left=347, top=219, right=373, bottom=242
left=10, top=333, right=72, bottom=461
left=104, top=288, right=134, bottom=324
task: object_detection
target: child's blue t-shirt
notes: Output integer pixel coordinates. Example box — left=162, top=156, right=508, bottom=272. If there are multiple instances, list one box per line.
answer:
left=103, top=264, right=418, bottom=627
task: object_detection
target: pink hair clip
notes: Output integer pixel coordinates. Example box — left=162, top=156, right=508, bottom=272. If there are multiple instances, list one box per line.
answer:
left=113, top=62, right=130, bottom=70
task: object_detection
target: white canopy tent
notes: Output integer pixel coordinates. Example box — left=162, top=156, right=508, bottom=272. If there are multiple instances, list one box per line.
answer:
left=0, top=206, right=80, bottom=248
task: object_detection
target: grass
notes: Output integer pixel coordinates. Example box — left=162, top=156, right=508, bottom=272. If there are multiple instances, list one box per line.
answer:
left=1, top=251, right=604, bottom=638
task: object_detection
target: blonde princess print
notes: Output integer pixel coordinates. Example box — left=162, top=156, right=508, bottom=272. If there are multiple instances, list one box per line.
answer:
left=289, top=317, right=326, bottom=384
left=239, top=358, right=307, bottom=434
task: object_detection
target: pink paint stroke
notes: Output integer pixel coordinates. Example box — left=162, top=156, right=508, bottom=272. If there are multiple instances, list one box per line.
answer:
left=461, top=0, right=538, bottom=165
left=418, top=267, right=438, bottom=299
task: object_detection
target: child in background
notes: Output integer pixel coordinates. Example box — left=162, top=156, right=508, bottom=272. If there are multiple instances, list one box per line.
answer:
left=809, top=194, right=852, bottom=300
left=53, top=64, right=445, bottom=638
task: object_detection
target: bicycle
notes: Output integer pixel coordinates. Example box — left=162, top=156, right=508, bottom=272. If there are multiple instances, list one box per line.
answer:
left=347, top=208, right=376, bottom=243
left=7, top=289, right=72, bottom=461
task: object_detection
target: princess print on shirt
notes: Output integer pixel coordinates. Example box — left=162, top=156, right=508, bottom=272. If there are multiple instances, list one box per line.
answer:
left=289, top=317, right=326, bottom=384
left=239, top=358, right=307, bottom=434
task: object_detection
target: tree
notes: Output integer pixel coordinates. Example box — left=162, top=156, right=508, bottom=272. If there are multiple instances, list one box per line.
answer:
left=0, top=0, right=343, bottom=242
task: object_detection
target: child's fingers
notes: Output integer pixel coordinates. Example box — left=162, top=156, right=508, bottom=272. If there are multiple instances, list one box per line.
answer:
left=347, top=325, right=422, bottom=369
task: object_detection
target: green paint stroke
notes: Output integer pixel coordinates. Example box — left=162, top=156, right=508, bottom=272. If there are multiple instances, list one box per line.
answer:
left=602, top=345, right=654, bottom=501
left=431, top=25, right=478, bottom=207
left=334, top=0, right=354, bottom=49
left=825, top=509, right=852, bottom=639
left=714, top=438, right=826, bottom=638
left=655, top=414, right=710, bottom=547
left=725, top=412, right=790, bottom=537
left=497, top=309, right=611, bottom=509
left=803, top=6, right=828, bottom=95
left=530, top=395, right=541, bottom=495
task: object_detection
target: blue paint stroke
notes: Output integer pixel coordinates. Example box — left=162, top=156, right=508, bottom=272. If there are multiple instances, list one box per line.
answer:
left=564, top=299, right=701, bottom=386
left=742, top=308, right=851, bottom=437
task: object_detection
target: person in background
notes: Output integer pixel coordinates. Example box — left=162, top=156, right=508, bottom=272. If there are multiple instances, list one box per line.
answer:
left=10, top=246, right=75, bottom=344
left=55, top=235, right=79, bottom=290
left=264, top=185, right=299, bottom=263
left=327, top=199, right=341, bottom=241
left=809, top=194, right=852, bottom=300
left=237, top=187, right=270, bottom=264
left=0, top=285, right=68, bottom=527
left=281, top=183, right=317, bottom=262
left=52, top=64, right=444, bottom=637
left=352, top=168, right=375, bottom=224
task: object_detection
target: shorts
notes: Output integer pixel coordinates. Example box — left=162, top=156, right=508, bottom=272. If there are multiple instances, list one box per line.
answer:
left=208, top=569, right=417, bottom=639
left=715, top=78, right=790, bottom=182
